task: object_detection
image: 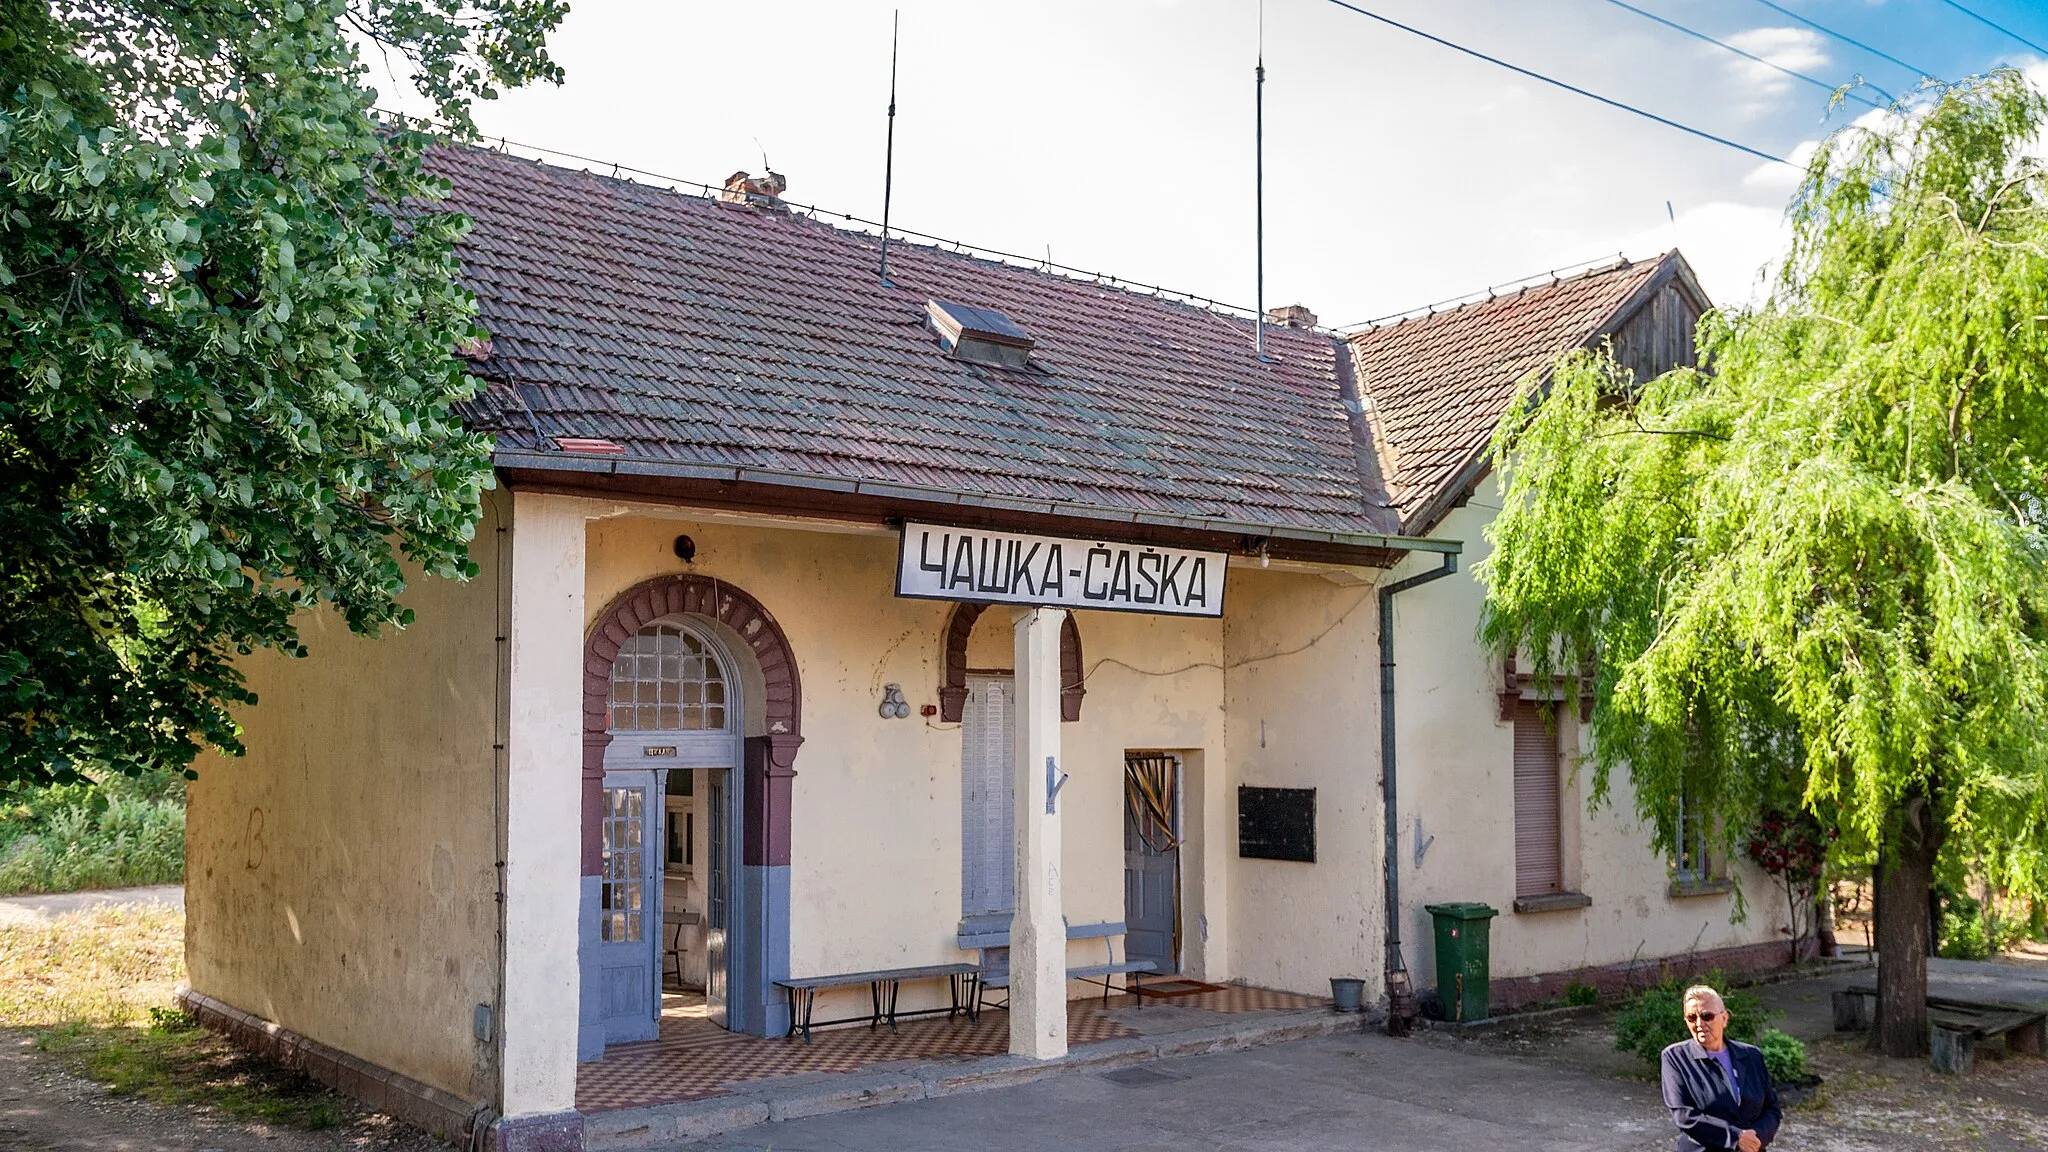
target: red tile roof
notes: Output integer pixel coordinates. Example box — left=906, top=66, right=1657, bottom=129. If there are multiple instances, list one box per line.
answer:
left=434, top=146, right=1399, bottom=543
left=1346, top=255, right=1694, bottom=532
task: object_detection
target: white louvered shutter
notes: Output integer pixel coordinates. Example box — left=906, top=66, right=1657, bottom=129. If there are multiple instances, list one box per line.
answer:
left=961, top=676, right=1017, bottom=916
left=1513, top=700, right=1563, bottom=897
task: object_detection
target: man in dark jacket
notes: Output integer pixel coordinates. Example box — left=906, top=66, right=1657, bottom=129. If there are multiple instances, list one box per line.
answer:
left=1660, top=985, right=1781, bottom=1151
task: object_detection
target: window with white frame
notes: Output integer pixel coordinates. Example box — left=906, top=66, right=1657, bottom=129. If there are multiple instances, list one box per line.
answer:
left=609, top=622, right=727, bottom=732
left=1672, top=786, right=1717, bottom=884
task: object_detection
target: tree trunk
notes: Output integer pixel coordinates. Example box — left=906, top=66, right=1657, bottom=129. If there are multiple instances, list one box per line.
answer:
left=1816, top=884, right=1838, bottom=959
left=1873, top=794, right=1942, bottom=1057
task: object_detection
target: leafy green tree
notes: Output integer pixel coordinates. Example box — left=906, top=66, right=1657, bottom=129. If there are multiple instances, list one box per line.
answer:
left=0, top=1, right=563, bottom=790
left=1479, top=71, right=2048, bottom=1058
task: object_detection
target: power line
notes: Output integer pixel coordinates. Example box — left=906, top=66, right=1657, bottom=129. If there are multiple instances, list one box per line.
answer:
left=1940, top=0, right=2048, bottom=56
left=1602, top=0, right=1891, bottom=109
left=1317, top=0, right=1789, bottom=165
left=1749, top=0, right=1932, bottom=81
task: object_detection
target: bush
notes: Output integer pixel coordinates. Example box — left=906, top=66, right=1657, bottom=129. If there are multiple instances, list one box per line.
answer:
left=1758, top=1028, right=1807, bottom=1082
left=1938, top=909, right=1992, bottom=959
left=1613, top=972, right=1773, bottom=1066
left=1564, top=981, right=1599, bottom=1007
left=0, top=788, right=184, bottom=896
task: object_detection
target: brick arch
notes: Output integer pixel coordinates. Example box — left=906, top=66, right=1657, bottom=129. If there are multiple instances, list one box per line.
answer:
left=937, top=603, right=1085, bottom=723
left=582, top=574, right=802, bottom=874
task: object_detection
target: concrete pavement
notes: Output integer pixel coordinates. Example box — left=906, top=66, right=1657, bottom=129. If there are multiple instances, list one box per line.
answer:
left=684, top=1029, right=1673, bottom=1152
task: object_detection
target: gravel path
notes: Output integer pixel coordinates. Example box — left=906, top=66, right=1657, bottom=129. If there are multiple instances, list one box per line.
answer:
left=0, top=886, right=184, bottom=927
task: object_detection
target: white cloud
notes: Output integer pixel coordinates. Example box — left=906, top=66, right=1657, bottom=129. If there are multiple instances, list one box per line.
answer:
left=1617, top=201, right=1790, bottom=309
left=1721, top=28, right=1829, bottom=119
left=1725, top=27, right=1829, bottom=76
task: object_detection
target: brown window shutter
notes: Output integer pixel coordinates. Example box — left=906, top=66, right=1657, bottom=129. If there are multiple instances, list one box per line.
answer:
left=1513, top=700, right=1563, bottom=897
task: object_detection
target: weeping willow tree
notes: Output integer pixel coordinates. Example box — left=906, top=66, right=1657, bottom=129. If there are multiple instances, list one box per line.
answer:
left=1479, top=71, right=2048, bottom=1058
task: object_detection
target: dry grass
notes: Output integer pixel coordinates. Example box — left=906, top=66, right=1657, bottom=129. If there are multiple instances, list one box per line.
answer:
left=1997, top=939, right=2048, bottom=971
left=0, top=904, right=185, bottom=1028
left=0, top=905, right=349, bottom=1131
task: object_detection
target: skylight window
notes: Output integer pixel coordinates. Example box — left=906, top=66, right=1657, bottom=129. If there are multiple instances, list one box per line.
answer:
left=927, top=299, right=1035, bottom=369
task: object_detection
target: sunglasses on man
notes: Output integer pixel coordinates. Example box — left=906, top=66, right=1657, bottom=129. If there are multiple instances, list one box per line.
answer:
left=1685, top=1011, right=1721, bottom=1023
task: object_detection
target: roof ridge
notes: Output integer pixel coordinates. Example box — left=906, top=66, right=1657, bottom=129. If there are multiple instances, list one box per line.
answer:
left=1333, top=252, right=1654, bottom=334
left=456, top=137, right=1317, bottom=334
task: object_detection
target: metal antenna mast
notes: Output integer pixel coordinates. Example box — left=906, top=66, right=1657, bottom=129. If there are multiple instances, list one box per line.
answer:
left=879, top=10, right=901, bottom=287
left=1255, top=0, right=1268, bottom=359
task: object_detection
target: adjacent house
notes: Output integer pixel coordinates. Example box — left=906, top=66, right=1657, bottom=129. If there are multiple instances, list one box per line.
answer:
left=177, top=145, right=1791, bottom=1151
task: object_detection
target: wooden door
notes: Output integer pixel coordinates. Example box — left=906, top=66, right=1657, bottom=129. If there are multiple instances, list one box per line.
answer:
left=1123, top=754, right=1180, bottom=975
left=704, top=767, right=732, bottom=1028
left=961, top=675, right=1016, bottom=919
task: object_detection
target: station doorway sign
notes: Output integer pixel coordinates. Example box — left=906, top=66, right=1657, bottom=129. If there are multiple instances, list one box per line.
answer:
left=897, top=522, right=1226, bottom=618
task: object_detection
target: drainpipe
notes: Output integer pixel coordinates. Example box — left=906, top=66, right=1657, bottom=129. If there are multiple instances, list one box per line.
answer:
left=1379, top=551, right=1457, bottom=1035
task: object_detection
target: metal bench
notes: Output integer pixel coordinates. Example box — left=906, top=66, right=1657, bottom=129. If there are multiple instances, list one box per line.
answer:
left=775, top=962, right=980, bottom=1043
left=1831, top=984, right=2046, bottom=1074
left=961, top=919, right=1157, bottom=1018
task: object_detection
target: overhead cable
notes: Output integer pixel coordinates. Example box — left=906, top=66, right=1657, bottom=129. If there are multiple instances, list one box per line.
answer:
left=1939, top=0, right=2048, bottom=57
left=1317, top=0, right=1789, bottom=165
left=1749, top=0, right=1932, bottom=81
left=1602, top=0, right=1891, bottom=108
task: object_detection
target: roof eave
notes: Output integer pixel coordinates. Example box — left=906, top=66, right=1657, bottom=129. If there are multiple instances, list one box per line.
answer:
left=493, top=448, right=1460, bottom=558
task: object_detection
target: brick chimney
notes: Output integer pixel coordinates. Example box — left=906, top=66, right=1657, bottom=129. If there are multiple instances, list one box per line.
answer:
left=1266, top=303, right=1318, bottom=329
left=719, top=169, right=788, bottom=209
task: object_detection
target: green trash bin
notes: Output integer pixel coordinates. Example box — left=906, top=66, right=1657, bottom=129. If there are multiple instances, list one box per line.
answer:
left=1424, top=902, right=1499, bottom=1023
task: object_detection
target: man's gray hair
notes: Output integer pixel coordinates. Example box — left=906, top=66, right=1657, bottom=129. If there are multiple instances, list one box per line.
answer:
left=1682, top=984, right=1724, bottom=1005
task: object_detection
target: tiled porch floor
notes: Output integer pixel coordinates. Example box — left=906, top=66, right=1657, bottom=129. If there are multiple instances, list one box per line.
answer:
left=576, top=985, right=1330, bottom=1113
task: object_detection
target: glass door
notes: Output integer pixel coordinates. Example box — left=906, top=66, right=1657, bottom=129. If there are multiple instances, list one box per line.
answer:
left=597, top=771, right=661, bottom=1044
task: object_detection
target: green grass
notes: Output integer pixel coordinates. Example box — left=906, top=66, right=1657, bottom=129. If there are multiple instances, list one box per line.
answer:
left=35, top=1015, right=341, bottom=1130
left=2, top=905, right=348, bottom=1131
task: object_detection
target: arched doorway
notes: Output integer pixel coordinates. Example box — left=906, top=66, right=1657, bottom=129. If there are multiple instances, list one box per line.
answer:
left=581, top=576, right=802, bottom=1053
left=596, top=620, right=740, bottom=1044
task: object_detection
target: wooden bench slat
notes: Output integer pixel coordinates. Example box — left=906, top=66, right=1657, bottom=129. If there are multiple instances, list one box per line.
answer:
left=1836, top=983, right=2045, bottom=1074
left=1068, top=960, right=1157, bottom=980
left=1931, top=1009, right=2042, bottom=1038
left=1065, top=921, right=1126, bottom=940
left=776, top=962, right=977, bottom=990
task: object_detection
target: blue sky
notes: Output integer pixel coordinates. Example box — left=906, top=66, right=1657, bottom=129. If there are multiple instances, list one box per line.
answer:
left=371, top=1, right=2046, bottom=324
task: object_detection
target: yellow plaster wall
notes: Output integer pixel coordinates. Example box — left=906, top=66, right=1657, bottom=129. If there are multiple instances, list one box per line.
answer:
left=1388, top=474, right=1791, bottom=988
left=582, top=512, right=1229, bottom=1014
left=1221, top=567, right=1385, bottom=995
left=185, top=496, right=505, bottom=1102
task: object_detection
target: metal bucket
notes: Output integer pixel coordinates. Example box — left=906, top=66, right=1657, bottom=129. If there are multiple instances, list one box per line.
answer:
left=1329, top=977, right=1367, bottom=1013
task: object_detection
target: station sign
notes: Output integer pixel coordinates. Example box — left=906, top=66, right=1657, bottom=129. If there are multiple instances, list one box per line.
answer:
left=896, top=521, right=1226, bottom=618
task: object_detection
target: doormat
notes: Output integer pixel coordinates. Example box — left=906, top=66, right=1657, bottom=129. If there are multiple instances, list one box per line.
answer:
left=1134, top=980, right=1228, bottom=998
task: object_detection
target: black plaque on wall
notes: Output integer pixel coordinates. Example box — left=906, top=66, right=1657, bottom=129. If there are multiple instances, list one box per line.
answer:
left=1238, top=786, right=1316, bottom=862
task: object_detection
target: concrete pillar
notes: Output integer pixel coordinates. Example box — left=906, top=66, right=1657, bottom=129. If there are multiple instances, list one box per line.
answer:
left=1010, top=606, right=1067, bottom=1059
left=500, top=493, right=586, bottom=1123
